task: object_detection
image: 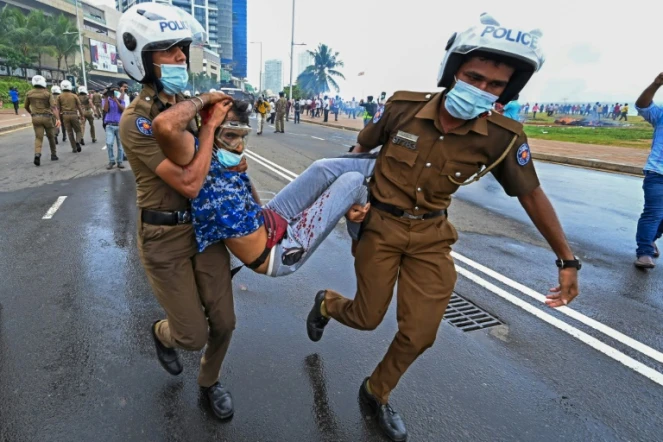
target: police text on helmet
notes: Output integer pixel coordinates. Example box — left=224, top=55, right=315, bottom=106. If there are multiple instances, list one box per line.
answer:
left=480, top=26, right=539, bottom=49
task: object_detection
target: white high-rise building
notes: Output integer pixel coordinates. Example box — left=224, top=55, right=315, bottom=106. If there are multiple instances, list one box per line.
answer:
left=264, top=59, right=282, bottom=94
left=296, top=51, right=314, bottom=78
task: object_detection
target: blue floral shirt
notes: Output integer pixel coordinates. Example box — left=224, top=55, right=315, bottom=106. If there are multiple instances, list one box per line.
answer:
left=191, top=148, right=264, bottom=252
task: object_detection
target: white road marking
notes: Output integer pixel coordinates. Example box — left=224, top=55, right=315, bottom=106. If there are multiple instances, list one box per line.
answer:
left=42, top=196, right=67, bottom=220
left=452, top=252, right=663, bottom=365
left=311, top=136, right=325, bottom=141
left=244, top=150, right=663, bottom=386
left=0, top=125, right=32, bottom=136
left=244, top=151, right=300, bottom=182
left=456, top=265, right=663, bottom=387
left=245, top=150, right=298, bottom=179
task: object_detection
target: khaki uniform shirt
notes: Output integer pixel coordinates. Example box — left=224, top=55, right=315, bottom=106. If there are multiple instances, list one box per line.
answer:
left=57, top=92, right=82, bottom=113
left=25, top=88, right=55, bottom=115
left=276, top=97, right=287, bottom=113
left=360, top=91, right=540, bottom=214
left=119, top=84, right=194, bottom=211
left=79, top=94, right=93, bottom=110
left=92, top=93, right=102, bottom=106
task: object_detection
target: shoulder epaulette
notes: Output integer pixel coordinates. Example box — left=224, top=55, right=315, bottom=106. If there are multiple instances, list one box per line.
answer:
left=388, top=91, right=437, bottom=103
left=488, top=111, right=523, bottom=134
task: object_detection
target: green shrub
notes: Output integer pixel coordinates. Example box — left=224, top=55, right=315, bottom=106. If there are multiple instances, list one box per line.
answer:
left=0, top=77, right=32, bottom=106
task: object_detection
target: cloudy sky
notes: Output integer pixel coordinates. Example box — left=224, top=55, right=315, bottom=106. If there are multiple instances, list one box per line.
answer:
left=99, top=0, right=660, bottom=103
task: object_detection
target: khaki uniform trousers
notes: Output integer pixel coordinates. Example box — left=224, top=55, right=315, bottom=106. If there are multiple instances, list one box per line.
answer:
left=325, top=208, right=458, bottom=404
left=62, top=113, right=82, bottom=152
left=137, top=214, right=235, bottom=387
left=275, top=112, right=286, bottom=132
left=31, top=115, right=57, bottom=156
left=82, top=110, right=96, bottom=141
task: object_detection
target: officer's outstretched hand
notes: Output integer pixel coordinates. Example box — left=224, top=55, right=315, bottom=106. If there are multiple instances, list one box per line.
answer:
left=545, top=268, right=579, bottom=308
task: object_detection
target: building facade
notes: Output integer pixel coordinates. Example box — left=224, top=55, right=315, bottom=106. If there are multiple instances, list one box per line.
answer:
left=230, top=0, right=246, bottom=79
left=297, top=51, right=313, bottom=79
left=0, top=0, right=126, bottom=88
left=264, top=59, right=282, bottom=95
left=217, top=0, right=232, bottom=64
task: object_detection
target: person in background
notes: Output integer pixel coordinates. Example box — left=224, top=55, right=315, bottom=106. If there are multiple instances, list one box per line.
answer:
left=255, top=96, right=268, bottom=135
left=9, top=86, right=19, bottom=115
left=102, top=86, right=125, bottom=170
left=359, top=96, right=378, bottom=127
left=323, top=95, right=330, bottom=122
left=118, top=80, right=131, bottom=108
left=285, top=98, right=291, bottom=121
left=349, top=97, right=357, bottom=119
left=532, top=103, right=539, bottom=119
left=275, top=92, right=287, bottom=133
left=503, top=97, right=521, bottom=121
left=294, top=98, right=301, bottom=124
left=619, top=103, right=629, bottom=121
left=77, top=86, right=97, bottom=144
left=332, top=96, right=340, bottom=121
left=268, top=98, right=276, bottom=125
left=91, top=89, right=103, bottom=119
left=633, top=74, right=663, bottom=268
left=25, top=75, right=60, bottom=166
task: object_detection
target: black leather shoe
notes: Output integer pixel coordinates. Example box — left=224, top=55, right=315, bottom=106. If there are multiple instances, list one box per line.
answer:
left=34, top=154, right=40, bottom=166
left=306, top=290, right=330, bottom=342
left=150, top=321, right=183, bottom=376
left=80, top=139, right=85, bottom=146
left=76, top=143, right=82, bottom=152
left=55, top=138, right=58, bottom=145
left=51, top=154, right=58, bottom=161
left=202, top=382, right=234, bottom=419
left=92, top=138, right=97, bottom=143
left=359, top=378, right=408, bottom=441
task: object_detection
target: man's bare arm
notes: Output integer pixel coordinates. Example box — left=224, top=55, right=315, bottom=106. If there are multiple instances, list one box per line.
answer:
left=518, top=186, right=579, bottom=307
left=636, top=73, right=663, bottom=108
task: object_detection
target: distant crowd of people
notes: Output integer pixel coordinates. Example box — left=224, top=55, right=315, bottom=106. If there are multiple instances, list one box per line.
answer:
left=504, top=101, right=630, bottom=121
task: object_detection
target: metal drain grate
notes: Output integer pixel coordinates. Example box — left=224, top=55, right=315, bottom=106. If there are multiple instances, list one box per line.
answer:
left=444, top=293, right=502, bottom=332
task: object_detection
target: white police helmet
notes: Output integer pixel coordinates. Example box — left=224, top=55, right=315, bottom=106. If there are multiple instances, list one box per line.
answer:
left=194, top=90, right=200, bottom=96
left=32, top=75, right=47, bottom=88
left=209, top=88, right=217, bottom=93
left=78, top=86, right=88, bottom=94
left=437, top=13, right=545, bottom=104
left=183, top=90, right=191, bottom=97
left=116, top=2, right=207, bottom=83
left=60, top=80, right=73, bottom=91
left=51, top=86, right=61, bottom=94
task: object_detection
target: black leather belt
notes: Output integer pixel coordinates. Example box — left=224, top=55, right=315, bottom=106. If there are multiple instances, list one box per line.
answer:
left=62, top=111, right=78, bottom=115
left=370, top=197, right=447, bottom=220
left=32, top=113, right=52, bottom=117
left=141, top=209, right=192, bottom=226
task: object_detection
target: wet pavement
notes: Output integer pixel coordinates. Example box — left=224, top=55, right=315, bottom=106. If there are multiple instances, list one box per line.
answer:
left=1, top=118, right=662, bottom=441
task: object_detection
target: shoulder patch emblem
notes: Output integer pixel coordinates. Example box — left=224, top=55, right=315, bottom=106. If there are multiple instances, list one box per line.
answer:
left=136, top=116, right=153, bottom=136
left=373, top=106, right=384, bottom=124
left=516, top=143, right=531, bottom=166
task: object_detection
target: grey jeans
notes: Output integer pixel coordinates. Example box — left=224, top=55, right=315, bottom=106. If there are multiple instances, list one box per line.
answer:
left=264, top=155, right=376, bottom=277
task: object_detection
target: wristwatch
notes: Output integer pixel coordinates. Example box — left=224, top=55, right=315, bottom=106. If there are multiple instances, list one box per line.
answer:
left=556, top=256, right=582, bottom=270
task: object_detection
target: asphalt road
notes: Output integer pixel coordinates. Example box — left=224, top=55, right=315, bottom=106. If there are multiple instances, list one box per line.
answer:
left=0, top=117, right=661, bottom=442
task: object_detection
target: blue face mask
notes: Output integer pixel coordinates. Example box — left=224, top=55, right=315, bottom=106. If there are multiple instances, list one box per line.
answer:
left=444, top=79, right=499, bottom=120
left=155, top=63, right=189, bottom=95
left=216, top=148, right=244, bottom=168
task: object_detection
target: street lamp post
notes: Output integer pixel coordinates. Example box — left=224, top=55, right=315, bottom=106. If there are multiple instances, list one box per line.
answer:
left=288, top=0, right=305, bottom=102
left=64, top=0, right=87, bottom=88
left=250, top=41, right=262, bottom=94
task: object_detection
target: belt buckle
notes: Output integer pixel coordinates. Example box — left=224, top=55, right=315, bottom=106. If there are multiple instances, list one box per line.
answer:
left=177, top=211, right=191, bottom=224
left=401, top=212, right=424, bottom=220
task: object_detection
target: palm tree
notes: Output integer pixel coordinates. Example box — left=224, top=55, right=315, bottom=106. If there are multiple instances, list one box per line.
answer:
left=296, top=44, right=345, bottom=96
left=51, top=14, right=79, bottom=80
left=28, top=10, right=57, bottom=74
left=5, top=7, right=40, bottom=79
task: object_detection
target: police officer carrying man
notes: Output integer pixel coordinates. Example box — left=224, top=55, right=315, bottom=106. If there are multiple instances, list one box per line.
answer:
left=274, top=91, right=287, bottom=133
left=57, top=80, right=84, bottom=153
left=117, top=3, right=238, bottom=419
left=50, top=85, right=62, bottom=145
left=306, top=15, right=581, bottom=441
left=77, top=86, right=97, bottom=144
left=24, top=75, right=60, bottom=166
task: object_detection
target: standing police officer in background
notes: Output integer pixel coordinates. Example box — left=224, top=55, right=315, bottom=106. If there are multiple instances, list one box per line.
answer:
left=77, top=86, right=97, bottom=144
left=117, top=3, right=238, bottom=419
left=24, top=75, right=60, bottom=166
left=306, top=15, right=581, bottom=441
left=91, top=89, right=103, bottom=119
left=275, top=91, right=287, bottom=133
left=57, top=80, right=84, bottom=153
